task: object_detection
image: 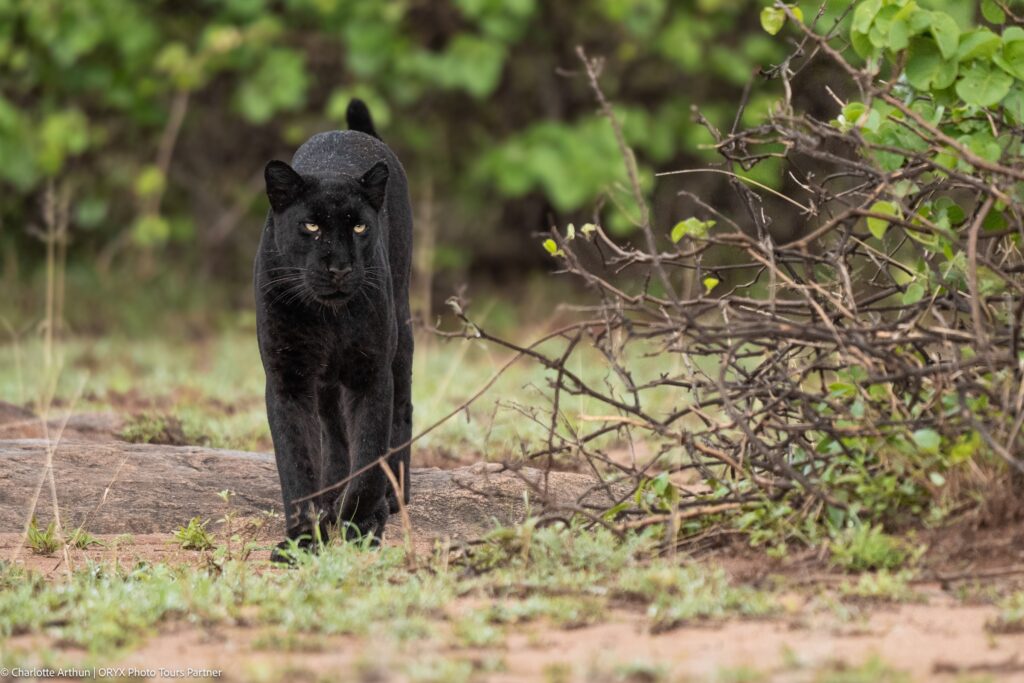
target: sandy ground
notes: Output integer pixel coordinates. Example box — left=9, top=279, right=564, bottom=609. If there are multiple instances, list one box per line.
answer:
left=4, top=531, right=1024, bottom=682
left=4, top=586, right=1024, bottom=682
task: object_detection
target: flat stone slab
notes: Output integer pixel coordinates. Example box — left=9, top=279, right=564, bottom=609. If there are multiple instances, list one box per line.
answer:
left=0, top=439, right=619, bottom=545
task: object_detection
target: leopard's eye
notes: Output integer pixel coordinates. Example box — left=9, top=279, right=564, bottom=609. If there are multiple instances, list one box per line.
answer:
left=303, top=222, right=320, bottom=233
left=353, top=224, right=368, bottom=234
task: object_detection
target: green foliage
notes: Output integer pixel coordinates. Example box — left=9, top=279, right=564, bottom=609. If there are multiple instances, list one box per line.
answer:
left=670, top=217, right=715, bottom=243
left=829, top=525, right=918, bottom=572
left=172, top=516, right=215, bottom=551
left=760, top=5, right=803, bottom=36
left=68, top=527, right=103, bottom=550
left=866, top=200, right=899, bottom=239
left=988, top=590, right=1024, bottom=632
left=0, top=0, right=854, bottom=280
left=26, top=518, right=59, bottom=555
left=838, top=569, right=919, bottom=602
left=118, top=412, right=187, bottom=445
left=850, top=0, right=1024, bottom=121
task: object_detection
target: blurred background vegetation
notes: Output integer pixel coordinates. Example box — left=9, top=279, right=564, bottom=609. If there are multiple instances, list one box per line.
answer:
left=0, top=0, right=975, bottom=336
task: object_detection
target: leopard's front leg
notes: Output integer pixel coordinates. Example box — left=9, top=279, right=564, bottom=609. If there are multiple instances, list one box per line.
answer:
left=338, top=366, right=393, bottom=541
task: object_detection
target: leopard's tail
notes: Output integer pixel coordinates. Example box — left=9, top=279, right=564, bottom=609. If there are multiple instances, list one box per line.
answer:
left=346, top=99, right=381, bottom=140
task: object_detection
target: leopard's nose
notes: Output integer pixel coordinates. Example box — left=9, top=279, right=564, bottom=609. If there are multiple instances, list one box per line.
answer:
left=329, top=265, right=353, bottom=283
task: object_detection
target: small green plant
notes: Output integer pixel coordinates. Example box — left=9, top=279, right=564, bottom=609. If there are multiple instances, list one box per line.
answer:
left=404, top=656, right=474, bottom=683
left=987, top=591, right=1024, bottom=633
left=813, top=655, right=910, bottom=683
left=451, top=611, right=505, bottom=648
left=543, top=663, right=572, bottom=683
left=68, top=527, right=103, bottom=549
left=252, top=629, right=327, bottom=652
left=838, top=570, right=919, bottom=603
left=118, top=412, right=188, bottom=445
left=26, top=517, right=60, bottom=555
left=716, top=666, right=768, bottom=683
left=829, top=525, right=919, bottom=572
left=172, top=516, right=214, bottom=550
left=485, top=595, right=608, bottom=629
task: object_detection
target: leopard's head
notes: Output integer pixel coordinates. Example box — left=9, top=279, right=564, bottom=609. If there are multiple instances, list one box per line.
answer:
left=263, top=159, right=389, bottom=306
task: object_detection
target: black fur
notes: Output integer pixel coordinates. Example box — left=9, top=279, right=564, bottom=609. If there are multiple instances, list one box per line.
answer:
left=255, top=105, right=412, bottom=558
left=346, top=98, right=380, bottom=140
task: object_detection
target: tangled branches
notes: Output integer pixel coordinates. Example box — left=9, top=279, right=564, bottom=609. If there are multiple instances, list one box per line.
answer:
left=448, top=3, right=1024, bottom=546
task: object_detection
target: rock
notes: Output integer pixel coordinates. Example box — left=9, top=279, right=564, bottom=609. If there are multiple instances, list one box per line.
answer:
left=0, top=440, right=619, bottom=546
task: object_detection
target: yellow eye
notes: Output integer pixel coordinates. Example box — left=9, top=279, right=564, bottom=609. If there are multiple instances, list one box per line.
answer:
left=353, top=224, right=367, bottom=234
left=303, top=222, right=320, bottom=233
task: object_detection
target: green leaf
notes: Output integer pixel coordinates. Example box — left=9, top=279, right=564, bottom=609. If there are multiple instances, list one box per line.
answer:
left=542, top=238, right=561, bottom=256
left=235, top=49, right=309, bottom=124
left=889, top=18, right=910, bottom=51
left=956, top=61, right=1013, bottom=107
left=703, top=276, right=720, bottom=294
left=994, top=36, right=1024, bottom=80
left=928, top=472, right=947, bottom=486
left=912, top=428, right=941, bottom=453
left=133, top=166, right=166, bottom=199
left=671, top=217, right=715, bottom=243
left=906, top=42, right=957, bottom=91
left=929, top=12, right=961, bottom=60
left=853, top=0, right=883, bottom=35
left=866, top=200, right=899, bottom=239
left=1005, top=26, right=1024, bottom=44
left=961, top=131, right=1002, bottom=162
left=132, top=214, right=171, bottom=247
left=956, top=29, right=1001, bottom=62
left=1004, top=87, right=1024, bottom=124
left=902, top=282, right=926, bottom=305
left=760, top=7, right=785, bottom=36
left=982, top=0, right=1007, bottom=25
left=851, top=29, right=877, bottom=58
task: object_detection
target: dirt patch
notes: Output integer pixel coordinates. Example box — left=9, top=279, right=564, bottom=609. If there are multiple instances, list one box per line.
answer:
left=5, top=596, right=1024, bottom=682
left=0, top=532, right=230, bottom=577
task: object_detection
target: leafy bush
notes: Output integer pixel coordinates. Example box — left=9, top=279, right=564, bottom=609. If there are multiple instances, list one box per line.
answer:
left=455, top=0, right=1024, bottom=550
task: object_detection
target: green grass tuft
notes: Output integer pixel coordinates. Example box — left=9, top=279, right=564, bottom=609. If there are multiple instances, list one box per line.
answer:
left=172, top=516, right=215, bottom=551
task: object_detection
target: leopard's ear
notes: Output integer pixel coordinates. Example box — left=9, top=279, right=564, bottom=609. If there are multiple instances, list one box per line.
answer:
left=358, top=160, right=389, bottom=211
left=264, top=160, right=305, bottom=213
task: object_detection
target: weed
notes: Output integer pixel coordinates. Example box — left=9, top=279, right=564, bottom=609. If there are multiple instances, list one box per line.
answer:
left=543, top=662, right=572, bottom=683
left=404, top=656, right=474, bottom=683
left=68, top=527, right=103, bottom=549
left=829, top=525, right=919, bottom=572
left=615, top=564, right=777, bottom=631
left=813, top=656, right=910, bottom=683
left=451, top=611, right=505, bottom=648
left=485, top=595, right=607, bottom=629
left=172, top=517, right=214, bottom=550
left=716, top=666, right=768, bottom=683
left=26, top=517, right=60, bottom=555
left=252, top=629, right=328, bottom=652
left=953, top=581, right=1002, bottom=606
left=118, top=412, right=190, bottom=445
left=838, top=570, right=920, bottom=603
left=987, top=591, right=1024, bottom=633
